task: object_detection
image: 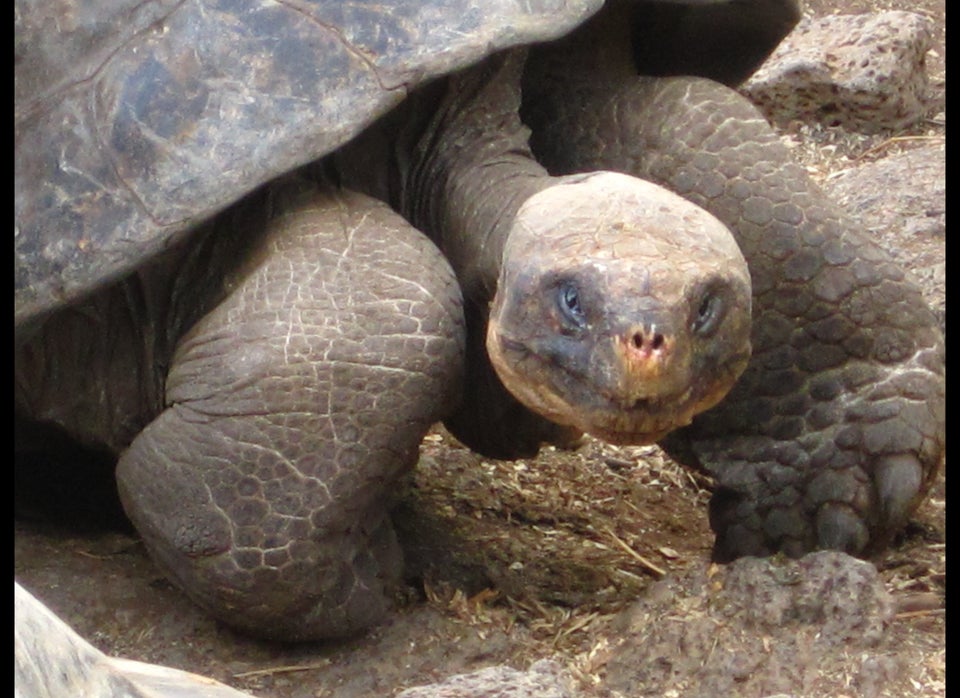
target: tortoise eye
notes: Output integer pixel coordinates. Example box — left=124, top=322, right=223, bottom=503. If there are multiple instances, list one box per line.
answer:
left=557, top=281, right=586, bottom=327
left=692, top=290, right=723, bottom=336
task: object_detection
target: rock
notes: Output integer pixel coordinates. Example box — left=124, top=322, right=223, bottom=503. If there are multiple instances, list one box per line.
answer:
left=717, top=552, right=894, bottom=645
left=823, top=143, right=945, bottom=324
left=744, top=12, right=937, bottom=133
left=824, top=144, right=944, bottom=239
left=603, top=552, right=895, bottom=697
left=395, top=659, right=577, bottom=698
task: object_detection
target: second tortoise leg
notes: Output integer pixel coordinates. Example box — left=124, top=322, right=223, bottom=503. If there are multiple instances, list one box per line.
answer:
left=117, top=181, right=465, bottom=640
left=522, top=58, right=945, bottom=561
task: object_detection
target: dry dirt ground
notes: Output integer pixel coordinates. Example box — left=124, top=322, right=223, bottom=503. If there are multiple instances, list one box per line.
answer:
left=14, top=1, right=944, bottom=696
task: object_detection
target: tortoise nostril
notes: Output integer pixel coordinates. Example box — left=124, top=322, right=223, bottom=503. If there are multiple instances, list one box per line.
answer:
left=631, top=331, right=665, bottom=352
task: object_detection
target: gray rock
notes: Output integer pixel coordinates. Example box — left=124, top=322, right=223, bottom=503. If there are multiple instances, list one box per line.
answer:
left=396, top=659, right=577, bottom=698
left=825, top=144, right=945, bottom=239
left=744, top=12, right=937, bottom=132
left=717, top=551, right=894, bottom=645
left=603, top=552, right=895, bottom=697
left=823, top=143, right=945, bottom=324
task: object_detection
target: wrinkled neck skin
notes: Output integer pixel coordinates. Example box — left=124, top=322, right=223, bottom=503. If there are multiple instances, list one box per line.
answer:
left=334, top=39, right=754, bottom=452
left=336, top=49, right=551, bottom=305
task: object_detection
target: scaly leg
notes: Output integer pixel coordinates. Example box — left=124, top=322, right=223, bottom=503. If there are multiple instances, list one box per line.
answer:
left=523, top=44, right=944, bottom=560
left=117, top=181, right=464, bottom=639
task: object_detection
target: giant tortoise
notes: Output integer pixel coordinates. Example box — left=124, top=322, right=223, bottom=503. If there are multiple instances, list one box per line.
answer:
left=15, top=0, right=945, bottom=641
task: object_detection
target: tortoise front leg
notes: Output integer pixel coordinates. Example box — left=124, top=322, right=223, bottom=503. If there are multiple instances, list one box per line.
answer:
left=523, top=67, right=944, bottom=560
left=117, top=181, right=464, bottom=640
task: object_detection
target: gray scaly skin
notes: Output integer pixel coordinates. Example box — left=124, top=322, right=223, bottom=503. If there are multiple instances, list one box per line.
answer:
left=332, top=54, right=570, bottom=456
left=17, top=48, right=751, bottom=640
left=18, top=184, right=466, bottom=640
left=521, top=4, right=945, bottom=560
left=336, top=52, right=751, bottom=458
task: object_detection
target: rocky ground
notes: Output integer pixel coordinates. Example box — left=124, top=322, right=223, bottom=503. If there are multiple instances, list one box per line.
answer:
left=15, top=1, right=944, bottom=696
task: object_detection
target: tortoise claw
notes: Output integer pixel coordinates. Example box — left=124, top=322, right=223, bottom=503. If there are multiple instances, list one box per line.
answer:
left=874, top=453, right=923, bottom=528
left=815, top=502, right=869, bottom=555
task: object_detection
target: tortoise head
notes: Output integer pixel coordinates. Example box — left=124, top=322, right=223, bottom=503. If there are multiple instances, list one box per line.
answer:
left=486, top=171, right=752, bottom=445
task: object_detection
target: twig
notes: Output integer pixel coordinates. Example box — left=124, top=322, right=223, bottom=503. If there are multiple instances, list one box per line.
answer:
left=854, top=135, right=943, bottom=161
left=603, top=526, right=667, bottom=579
left=895, top=608, right=945, bottom=621
left=233, top=661, right=331, bottom=679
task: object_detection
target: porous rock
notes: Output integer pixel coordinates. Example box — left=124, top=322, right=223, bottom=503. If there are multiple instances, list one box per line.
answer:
left=602, top=551, right=895, bottom=697
left=743, top=12, right=937, bottom=133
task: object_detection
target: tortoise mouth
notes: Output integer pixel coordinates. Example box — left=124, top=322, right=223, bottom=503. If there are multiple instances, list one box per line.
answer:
left=492, top=332, right=715, bottom=445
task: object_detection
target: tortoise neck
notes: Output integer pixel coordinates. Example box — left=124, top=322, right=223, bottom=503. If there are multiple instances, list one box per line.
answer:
left=402, top=50, right=552, bottom=304
left=334, top=50, right=552, bottom=305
